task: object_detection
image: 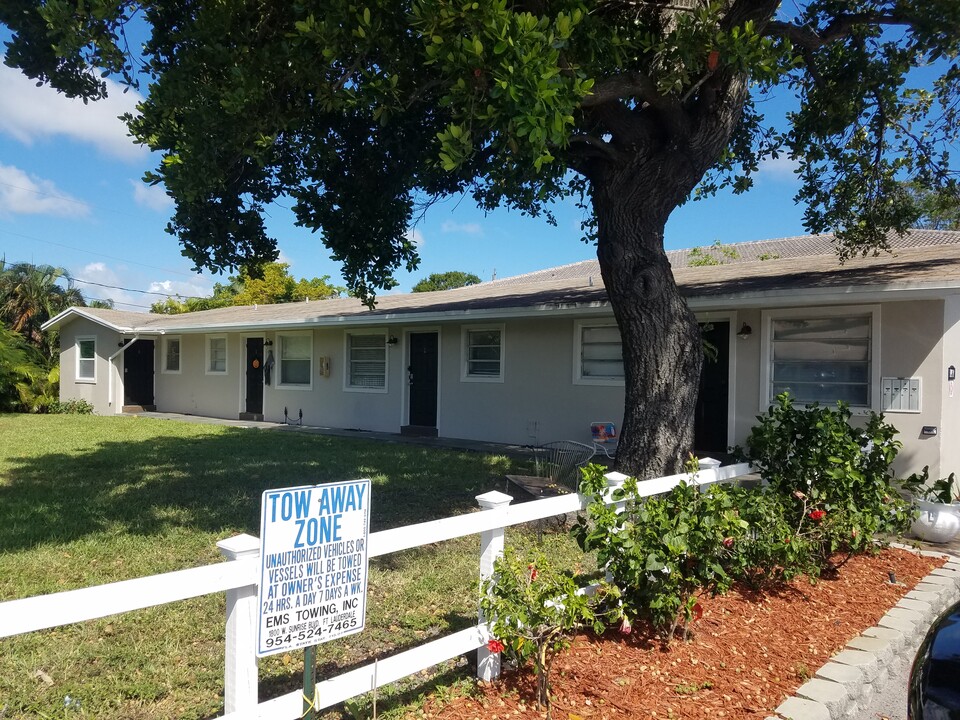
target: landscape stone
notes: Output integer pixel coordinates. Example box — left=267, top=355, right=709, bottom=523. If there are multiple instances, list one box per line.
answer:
left=775, top=696, right=831, bottom=720
left=830, top=649, right=880, bottom=682
left=796, top=678, right=849, bottom=716
left=846, top=635, right=894, bottom=664
left=896, top=598, right=934, bottom=618
left=860, top=626, right=905, bottom=652
left=917, top=575, right=956, bottom=588
left=906, top=590, right=947, bottom=613
left=929, top=567, right=960, bottom=582
left=815, top=661, right=864, bottom=693
left=885, top=606, right=924, bottom=623
left=878, top=614, right=921, bottom=641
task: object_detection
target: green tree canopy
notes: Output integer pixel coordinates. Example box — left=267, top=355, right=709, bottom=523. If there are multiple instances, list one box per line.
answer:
left=150, top=262, right=342, bottom=314
left=6, top=1, right=958, bottom=475
left=0, top=262, right=89, bottom=362
left=411, top=270, right=482, bottom=292
left=908, top=184, right=960, bottom=231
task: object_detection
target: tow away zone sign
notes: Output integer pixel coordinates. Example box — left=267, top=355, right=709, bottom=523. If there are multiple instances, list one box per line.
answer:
left=256, top=479, right=371, bottom=657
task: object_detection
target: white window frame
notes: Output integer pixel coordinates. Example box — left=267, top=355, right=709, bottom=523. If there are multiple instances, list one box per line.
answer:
left=161, top=336, right=182, bottom=374
left=277, top=332, right=313, bottom=390
left=760, top=305, right=881, bottom=413
left=206, top=334, right=228, bottom=375
left=76, top=335, right=96, bottom=383
left=573, top=320, right=624, bottom=386
left=344, top=330, right=388, bottom=393
left=460, top=324, right=505, bottom=383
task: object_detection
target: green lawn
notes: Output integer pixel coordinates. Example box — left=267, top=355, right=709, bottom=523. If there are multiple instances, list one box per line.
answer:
left=0, top=414, right=585, bottom=719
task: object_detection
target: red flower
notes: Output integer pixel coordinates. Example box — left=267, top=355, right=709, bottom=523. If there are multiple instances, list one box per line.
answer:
left=692, top=603, right=704, bottom=621
left=528, top=564, right=538, bottom=581
left=809, top=510, right=827, bottom=522
left=707, top=50, right=720, bottom=71
left=487, top=639, right=505, bottom=653
left=619, top=616, right=633, bottom=635
left=722, top=537, right=734, bottom=549
left=473, top=68, right=483, bottom=78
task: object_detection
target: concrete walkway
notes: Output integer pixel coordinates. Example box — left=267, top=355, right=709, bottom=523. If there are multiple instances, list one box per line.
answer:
left=126, top=410, right=540, bottom=459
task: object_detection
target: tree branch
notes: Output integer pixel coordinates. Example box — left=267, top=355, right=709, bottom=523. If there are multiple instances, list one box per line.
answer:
left=766, top=13, right=914, bottom=49
left=581, top=72, right=663, bottom=108
left=568, top=133, right=625, bottom=164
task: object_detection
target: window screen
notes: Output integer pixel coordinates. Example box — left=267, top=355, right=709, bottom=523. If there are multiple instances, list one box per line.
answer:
left=209, top=337, right=227, bottom=373
left=466, top=329, right=501, bottom=377
left=78, top=338, right=95, bottom=380
left=770, top=315, right=871, bottom=406
left=280, top=334, right=311, bottom=385
left=349, top=334, right=386, bottom=388
left=581, top=325, right=624, bottom=379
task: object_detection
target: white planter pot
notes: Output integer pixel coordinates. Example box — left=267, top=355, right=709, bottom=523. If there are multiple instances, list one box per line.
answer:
left=911, top=500, right=960, bottom=543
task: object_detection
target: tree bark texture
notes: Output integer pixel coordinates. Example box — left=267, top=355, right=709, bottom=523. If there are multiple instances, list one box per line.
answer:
left=594, top=167, right=703, bottom=479
left=588, top=76, right=751, bottom=479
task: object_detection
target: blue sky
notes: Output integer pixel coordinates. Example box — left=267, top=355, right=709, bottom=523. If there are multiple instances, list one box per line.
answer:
left=0, top=57, right=808, bottom=310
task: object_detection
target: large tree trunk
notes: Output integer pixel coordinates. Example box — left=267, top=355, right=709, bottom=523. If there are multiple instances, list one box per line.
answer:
left=593, top=161, right=706, bottom=479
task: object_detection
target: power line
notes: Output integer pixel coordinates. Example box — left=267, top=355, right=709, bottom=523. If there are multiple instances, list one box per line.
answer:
left=0, top=228, right=201, bottom=279
left=0, top=179, right=97, bottom=212
left=1, top=258, right=208, bottom=302
left=67, top=275, right=181, bottom=298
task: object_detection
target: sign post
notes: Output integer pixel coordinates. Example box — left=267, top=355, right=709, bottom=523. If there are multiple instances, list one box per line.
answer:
left=256, top=480, right=372, bottom=718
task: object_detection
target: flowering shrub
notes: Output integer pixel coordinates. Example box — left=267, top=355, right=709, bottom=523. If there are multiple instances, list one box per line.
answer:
left=573, top=462, right=747, bottom=641
left=480, top=547, right=618, bottom=717
left=743, top=393, right=914, bottom=569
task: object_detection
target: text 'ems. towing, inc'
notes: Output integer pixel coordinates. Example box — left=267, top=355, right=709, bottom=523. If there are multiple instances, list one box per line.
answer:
left=256, top=479, right=371, bottom=657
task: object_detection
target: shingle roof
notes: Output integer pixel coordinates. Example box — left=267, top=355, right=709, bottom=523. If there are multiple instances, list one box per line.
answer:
left=45, top=229, right=960, bottom=333
left=494, top=228, right=960, bottom=286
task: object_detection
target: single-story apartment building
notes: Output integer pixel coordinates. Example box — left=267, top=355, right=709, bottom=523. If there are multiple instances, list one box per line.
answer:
left=44, top=229, right=960, bottom=478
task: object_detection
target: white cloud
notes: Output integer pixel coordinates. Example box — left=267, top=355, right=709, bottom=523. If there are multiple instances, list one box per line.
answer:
left=406, top=228, right=425, bottom=246
left=73, top=262, right=136, bottom=307
left=441, top=220, right=483, bottom=235
left=0, top=63, right=146, bottom=161
left=0, top=163, right=90, bottom=217
left=758, top=154, right=801, bottom=179
left=148, top=278, right=213, bottom=298
left=71, top=263, right=213, bottom=310
left=131, top=180, right=173, bottom=211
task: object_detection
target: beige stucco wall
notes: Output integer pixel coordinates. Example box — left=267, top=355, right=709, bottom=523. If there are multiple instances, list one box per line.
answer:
left=725, top=300, right=945, bottom=477
left=879, top=300, right=944, bottom=477
left=54, top=295, right=957, bottom=478
left=57, top=317, right=122, bottom=414
left=436, top=316, right=624, bottom=445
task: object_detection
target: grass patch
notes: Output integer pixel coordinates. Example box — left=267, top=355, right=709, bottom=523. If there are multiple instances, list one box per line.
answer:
left=0, top=415, right=589, bottom=719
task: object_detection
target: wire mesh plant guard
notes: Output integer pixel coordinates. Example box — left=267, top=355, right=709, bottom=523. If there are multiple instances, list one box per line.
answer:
left=532, top=441, right=596, bottom=492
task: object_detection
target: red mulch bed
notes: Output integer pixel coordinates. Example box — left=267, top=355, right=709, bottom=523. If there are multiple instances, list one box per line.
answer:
left=426, top=547, right=946, bottom=720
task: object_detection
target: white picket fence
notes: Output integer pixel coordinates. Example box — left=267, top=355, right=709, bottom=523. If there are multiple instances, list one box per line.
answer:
left=0, top=462, right=752, bottom=719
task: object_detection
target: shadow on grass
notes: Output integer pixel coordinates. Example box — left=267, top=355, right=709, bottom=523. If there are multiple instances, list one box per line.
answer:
left=0, top=425, right=517, bottom=551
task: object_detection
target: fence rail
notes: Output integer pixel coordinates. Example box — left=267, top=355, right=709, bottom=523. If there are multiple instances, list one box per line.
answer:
left=0, top=462, right=752, bottom=719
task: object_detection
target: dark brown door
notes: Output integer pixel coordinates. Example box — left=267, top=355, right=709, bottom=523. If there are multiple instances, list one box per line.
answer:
left=246, top=338, right=264, bottom=415
left=123, top=340, right=155, bottom=406
left=408, top=333, right=438, bottom=428
left=694, top=322, right=730, bottom=454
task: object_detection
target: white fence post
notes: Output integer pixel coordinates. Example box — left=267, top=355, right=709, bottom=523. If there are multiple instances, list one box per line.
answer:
left=475, top=490, right=513, bottom=682
left=217, top=533, right=261, bottom=715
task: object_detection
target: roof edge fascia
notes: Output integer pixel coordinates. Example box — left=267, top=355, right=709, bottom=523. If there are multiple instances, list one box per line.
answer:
left=41, top=307, right=136, bottom=333
left=144, top=300, right=614, bottom=333
left=686, top=280, right=960, bottom=310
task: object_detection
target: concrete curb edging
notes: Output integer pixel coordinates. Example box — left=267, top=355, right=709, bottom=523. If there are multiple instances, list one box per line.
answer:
left=768, top=548, right=960, bottom=720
